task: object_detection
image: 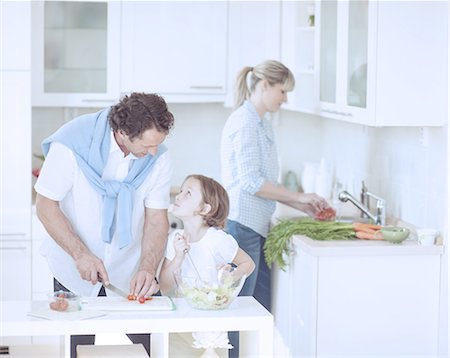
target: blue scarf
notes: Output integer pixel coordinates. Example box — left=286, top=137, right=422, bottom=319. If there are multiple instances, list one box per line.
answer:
left=42, top=108, right=167, bottom=248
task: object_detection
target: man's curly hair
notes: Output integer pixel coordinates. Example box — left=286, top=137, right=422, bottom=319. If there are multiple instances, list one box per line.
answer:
left=108, top=92, right=174, bottom=140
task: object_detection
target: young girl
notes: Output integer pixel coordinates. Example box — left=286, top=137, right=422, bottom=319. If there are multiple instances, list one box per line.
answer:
left=159, top=174, right=255, bottom=356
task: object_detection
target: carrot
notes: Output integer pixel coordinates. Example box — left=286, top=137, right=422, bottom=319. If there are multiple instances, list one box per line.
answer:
left=355, top=230, right=383, bottom=240
left=352, top=222, right=382, bottom=233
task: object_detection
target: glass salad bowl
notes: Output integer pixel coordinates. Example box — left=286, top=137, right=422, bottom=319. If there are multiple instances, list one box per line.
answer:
left=174, top=268, right=246, bottom=310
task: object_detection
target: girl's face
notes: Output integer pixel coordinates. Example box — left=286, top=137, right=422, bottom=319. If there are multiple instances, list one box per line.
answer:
left=262, top=82, right=288, bottom=113
left=172, top=177, right=205, bottom=219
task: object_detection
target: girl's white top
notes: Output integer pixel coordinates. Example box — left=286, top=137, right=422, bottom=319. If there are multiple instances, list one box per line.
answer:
left=165, top=227, right=239, bottom=281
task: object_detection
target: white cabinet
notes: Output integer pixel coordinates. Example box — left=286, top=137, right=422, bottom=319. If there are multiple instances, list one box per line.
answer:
left=374, top=1, right=448, bottom=126
left=316, top=0, right=448, bottom=126
left=0, top=71, right=32, bottom=239
left=225, top=1, right=281, bottom=107
left=31, top=1, right=121, bottom=107
left=1, top=2, right=31, bottom=238
left=280, top=1, right=318, bottom=114
left=317, top=0, right=377, bottom=124
left=0, top=1, right=31, bottom=70
left=0, top=241, right=32, bottom=301
left=0, top=241, right=32, bottom=346
left=121, top=1, right=227, bottom=103
left=273, top=236, right=442, bottom=357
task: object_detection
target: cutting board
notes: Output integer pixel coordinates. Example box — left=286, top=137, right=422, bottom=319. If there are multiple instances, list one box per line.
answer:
left=28, top=306, right=106, bottom=321
left=80, top=296, right=175, bottom=311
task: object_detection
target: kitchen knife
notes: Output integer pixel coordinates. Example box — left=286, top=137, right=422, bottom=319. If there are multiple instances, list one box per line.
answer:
left=97, top=274, right=129, bottom=299
left=105, top=282, right=129, bottom=299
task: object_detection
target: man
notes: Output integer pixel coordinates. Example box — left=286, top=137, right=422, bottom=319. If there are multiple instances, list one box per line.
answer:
left=35, top=93, right=174, bottom=356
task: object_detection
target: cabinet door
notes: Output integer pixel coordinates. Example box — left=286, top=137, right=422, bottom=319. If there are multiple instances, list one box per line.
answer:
left=316, top=255, right=440, bottom=356
left=226, top=1, right=281, bottom=107
left=374, top=1, right=448, bottom=126
left=318, top=0, right=375, bottom=124
left=121, top=1, right=227, bottom=100
left=0, top=241, right=31, bottom=301
left=31, top=1, right=121, bottom=107
left=0, top=1, right=31, bottom=70
left=0, top=71, right=31, bottom=238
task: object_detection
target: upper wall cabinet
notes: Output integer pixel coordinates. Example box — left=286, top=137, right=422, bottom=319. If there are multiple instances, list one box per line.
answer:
left=280, top=1, right=318, bottom=114
left=374, top=1, right=447, bottom=126
left=121, top=1, right=227, bottom=103
left=31, top=1, right=121, bottom=107
left=1, top=1, right=31, bottom=71
left=0, top=1, right=31, bottom=239
left=225, top=1, right=281, bottom=107
left=316, top=0, right=448, bottom=127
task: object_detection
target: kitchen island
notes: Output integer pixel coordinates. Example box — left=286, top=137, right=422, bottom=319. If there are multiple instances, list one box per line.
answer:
left=1, top=296, right=273, bottom=357
left=272, top=234, right=444, bottom=357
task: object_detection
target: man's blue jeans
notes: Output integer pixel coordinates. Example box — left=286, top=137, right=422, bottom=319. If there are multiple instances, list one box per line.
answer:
left=225, top=220, right=271, bottom=358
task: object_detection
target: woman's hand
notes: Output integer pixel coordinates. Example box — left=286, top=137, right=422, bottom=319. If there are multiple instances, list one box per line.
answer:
left=296, top=193, right=332, bottom=216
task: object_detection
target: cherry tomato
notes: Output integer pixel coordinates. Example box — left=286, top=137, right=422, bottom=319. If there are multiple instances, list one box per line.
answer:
left=315, top=207, right=336, bottom=221
left=138, top=296, right=146, bottom=304
left=127, top=294, right=136, bottom=301
left=49, top=299, right=69, bottom=311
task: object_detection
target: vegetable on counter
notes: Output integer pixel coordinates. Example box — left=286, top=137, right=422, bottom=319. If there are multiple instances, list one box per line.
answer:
left=264, top=218, right=383, bottom=270
left=314, top=207, right=337, bottom=221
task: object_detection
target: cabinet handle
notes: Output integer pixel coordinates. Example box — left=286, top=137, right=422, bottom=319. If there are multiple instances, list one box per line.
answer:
left=322, top=109, right=353, bottom=117
left=0, top=246, right=28, bottom=250
left=189, top=86, right=224, bottom=90
left=0, top=233, right=26, bottom=237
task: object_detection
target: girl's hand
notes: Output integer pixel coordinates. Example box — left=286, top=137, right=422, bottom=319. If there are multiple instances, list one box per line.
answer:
left=174, top=233, right=190, bottom=257
left=217, top=263, right=239, bottom=283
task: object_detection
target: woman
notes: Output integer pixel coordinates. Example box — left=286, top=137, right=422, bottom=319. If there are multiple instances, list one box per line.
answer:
left=220, top=60, right=332, bottom=311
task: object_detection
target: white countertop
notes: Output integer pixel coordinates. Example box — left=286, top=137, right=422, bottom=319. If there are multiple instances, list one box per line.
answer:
left=1, top=297, right=274, bottom=358
left=1, top=297, right=273, bottom=337
left=292, top=234, right=444, bottom=257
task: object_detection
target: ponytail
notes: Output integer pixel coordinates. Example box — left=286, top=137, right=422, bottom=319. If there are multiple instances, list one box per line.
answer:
left=234, top=66, right=253, bottom=109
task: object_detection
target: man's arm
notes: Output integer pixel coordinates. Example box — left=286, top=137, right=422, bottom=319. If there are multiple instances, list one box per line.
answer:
left=35, top=193, right=109, bottom=285
left=130, top=207, right=169, bottom=297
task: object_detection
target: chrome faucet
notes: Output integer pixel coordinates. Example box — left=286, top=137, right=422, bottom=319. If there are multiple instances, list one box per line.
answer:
left=338, top=188, right=386, bottom=225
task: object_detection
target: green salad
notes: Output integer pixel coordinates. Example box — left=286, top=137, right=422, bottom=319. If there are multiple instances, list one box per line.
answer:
left=179, top=275, right=240, bottom=310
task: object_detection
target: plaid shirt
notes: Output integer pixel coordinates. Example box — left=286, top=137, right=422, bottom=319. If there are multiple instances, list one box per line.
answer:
left=220, top=100, right=279, bottom=237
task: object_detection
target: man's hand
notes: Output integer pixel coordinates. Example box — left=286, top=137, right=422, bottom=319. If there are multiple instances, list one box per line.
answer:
left=130, top=270, right=159, bottom=298
left=74, top=252, right=109, bottom=285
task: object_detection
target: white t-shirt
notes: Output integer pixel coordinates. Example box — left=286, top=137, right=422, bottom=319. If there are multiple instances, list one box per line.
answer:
left=35, top=132, right=172, bottom=296
left=165, top=227, right=239, bottom=281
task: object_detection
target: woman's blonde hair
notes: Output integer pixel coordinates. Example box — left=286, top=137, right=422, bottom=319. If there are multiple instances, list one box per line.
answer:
left=234, top=60, right=295, bottom=108
left=184, top=174, right=229, bottom=229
